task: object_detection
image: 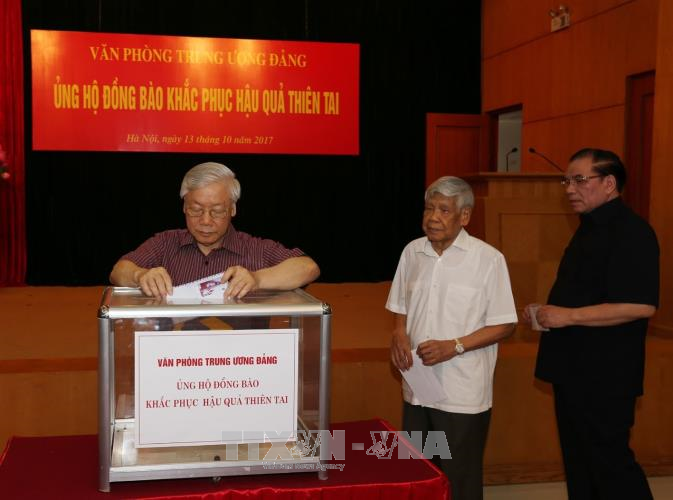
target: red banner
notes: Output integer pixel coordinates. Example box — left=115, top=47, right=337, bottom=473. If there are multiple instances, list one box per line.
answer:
left=31, top=30, right=359, bottom=155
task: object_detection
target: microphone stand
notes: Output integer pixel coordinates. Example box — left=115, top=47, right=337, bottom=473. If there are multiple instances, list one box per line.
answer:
left=528, top=147, right=564, bottom=173
left=505, top=147, right=518, bottom=172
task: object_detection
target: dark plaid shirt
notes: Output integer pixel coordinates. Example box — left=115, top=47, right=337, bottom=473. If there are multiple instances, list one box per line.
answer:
left=121, top=226, right=304, bottom=286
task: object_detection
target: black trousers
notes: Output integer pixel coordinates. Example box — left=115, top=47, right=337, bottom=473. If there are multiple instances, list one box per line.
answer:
left=403, top=402, right=491, bottom=500
left=553, top=385, right=652, bottom=500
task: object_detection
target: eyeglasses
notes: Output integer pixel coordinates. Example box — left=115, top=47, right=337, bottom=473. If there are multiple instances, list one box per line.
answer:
left=560, top=174, right=605, bottom=187
left=184, top=206, right=230, bottom=219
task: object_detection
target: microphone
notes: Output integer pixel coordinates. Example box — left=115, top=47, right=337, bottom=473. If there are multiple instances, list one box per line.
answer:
left=505, top=147, right=518, bottom=172
left=528, top=147, right=564, bottom=172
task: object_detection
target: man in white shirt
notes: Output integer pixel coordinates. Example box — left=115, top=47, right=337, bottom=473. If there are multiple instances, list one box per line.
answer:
left=387, top=176, right=517, bottom=500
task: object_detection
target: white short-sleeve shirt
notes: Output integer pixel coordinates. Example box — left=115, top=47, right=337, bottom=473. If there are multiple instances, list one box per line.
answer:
left=386, top=229, right=518, bottom=414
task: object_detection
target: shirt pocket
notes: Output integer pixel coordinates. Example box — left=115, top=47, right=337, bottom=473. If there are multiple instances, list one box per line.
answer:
left=440, top=283, right=483, bottom=330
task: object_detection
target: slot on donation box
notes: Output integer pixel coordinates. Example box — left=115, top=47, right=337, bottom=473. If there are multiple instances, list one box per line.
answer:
left=97, top=287, right=331, bottom=492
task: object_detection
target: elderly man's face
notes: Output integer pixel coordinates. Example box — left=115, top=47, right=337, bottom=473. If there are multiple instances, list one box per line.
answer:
left=564, top=157, right=613, bottom=214
left=183, top=181, right=235, bottom=254
left=422, top=193, right=471, bottom=255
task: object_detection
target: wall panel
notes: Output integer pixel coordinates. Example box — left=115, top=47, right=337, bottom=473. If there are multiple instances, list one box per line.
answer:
left=483, top=0, right=633, bottom=58
left=650, top=0, right=673, bottom=334
left=482, top=0, right=551, bottom=59
left=483, top=0, right=658, bottom=175
left=484, top=0, right=657, bottom=119
left=523, top=105, right=625, bottom=171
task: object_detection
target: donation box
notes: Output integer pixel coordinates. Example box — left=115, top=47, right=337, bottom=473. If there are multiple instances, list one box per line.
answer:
left=97, top=287, right=331, bottom=492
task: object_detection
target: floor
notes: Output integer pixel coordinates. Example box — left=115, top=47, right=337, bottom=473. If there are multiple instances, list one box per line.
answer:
left=484, top=475, right=673, bottom=499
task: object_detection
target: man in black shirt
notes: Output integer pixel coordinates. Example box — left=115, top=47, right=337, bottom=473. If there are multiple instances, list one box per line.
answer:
left=524, top=148, right=659, bottom=500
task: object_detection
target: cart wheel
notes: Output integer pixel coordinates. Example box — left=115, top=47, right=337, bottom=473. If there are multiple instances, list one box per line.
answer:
left=212, top=454, right=222, bottom=483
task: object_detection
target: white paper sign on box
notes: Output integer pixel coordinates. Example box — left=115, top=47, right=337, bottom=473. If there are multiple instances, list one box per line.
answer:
left=134, top=329, right=298, bottom=447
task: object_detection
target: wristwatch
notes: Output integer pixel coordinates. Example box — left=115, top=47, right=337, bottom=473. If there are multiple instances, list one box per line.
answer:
left=454, top=338, right=465, bottom=355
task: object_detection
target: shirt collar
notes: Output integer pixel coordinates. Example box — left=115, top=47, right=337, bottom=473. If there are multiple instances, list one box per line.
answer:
left=581, top=196, right=625, bottom=226
left=452, top=228, right=470, bottom=250
left=421, top=228, right=470, bottom=256
left=178, top=229, right=195, bottom=247
left=220, top=225, right=243, bottom=254
left=178, top=225, right=243, bottom=255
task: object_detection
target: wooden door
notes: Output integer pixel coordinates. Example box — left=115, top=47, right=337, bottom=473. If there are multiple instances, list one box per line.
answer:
left=624, top=71, right=654, bottom=220
left=426, top=113, right=489, bottom=185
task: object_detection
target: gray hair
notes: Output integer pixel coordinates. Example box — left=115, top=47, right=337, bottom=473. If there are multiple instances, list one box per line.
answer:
left=179, top=162, right=241, bottom=202
left=425, top=176, right=474, bottom=209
